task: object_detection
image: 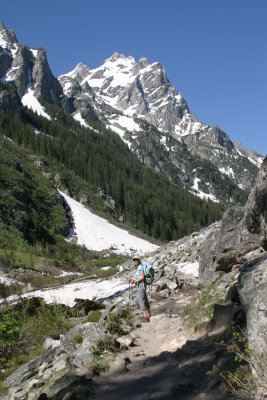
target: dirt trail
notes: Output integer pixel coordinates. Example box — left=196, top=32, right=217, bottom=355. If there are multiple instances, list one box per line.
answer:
left=91, top=293, right=232, bottom=400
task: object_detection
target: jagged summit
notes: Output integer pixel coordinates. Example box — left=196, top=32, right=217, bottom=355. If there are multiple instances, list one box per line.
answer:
left=104, top=52, right=135, bottom=63
left=61, top=62, right=90, bottom=81
left=0, top=21, right=18, bottom=46
left=60, top=52, right=189, bottom=133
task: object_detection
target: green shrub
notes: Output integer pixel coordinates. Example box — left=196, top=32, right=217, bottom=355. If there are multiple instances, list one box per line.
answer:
left=91, top=339, right=115, bottom=359
left=221, top=329, right=267, bottom=399
left=0, top=311, right=20, bottom=362
left=182, top=282, right=224, bottom=330
left=0, top=298, right=72, bottom=370
left=84, top=310, right=101, bottom=323
left=107, top=321, right=127, bottom=336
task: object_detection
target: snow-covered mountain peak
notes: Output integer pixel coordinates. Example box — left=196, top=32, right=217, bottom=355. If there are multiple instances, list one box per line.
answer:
left=61, top=62, right=90, bottom=81
left=104, top=52, right=136, bottom=64
left=0, top=21, right=19, bottom=58
left=0, top=21, right=18, bottom=47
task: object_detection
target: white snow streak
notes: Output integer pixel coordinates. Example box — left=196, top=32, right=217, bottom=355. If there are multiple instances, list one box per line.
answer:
left=175, top=261, right=199, bottom=278
left=191, top=178, right=219, bottom=203
left=22, top=89, right=51, bottom=120
left=73, top=112, right=89, bottom=127
left=58, top=190, right=159, bottom=255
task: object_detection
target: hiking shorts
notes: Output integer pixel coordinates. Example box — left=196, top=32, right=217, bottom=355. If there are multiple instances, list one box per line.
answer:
left=138, top=281, right=150, bottom=310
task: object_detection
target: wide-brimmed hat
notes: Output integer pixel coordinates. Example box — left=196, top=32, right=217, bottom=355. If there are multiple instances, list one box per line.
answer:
left=132, top=255, right=140, bottom=261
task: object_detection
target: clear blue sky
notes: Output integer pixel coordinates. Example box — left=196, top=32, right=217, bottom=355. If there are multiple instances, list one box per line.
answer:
left=2, top=0, right=266, bottom=154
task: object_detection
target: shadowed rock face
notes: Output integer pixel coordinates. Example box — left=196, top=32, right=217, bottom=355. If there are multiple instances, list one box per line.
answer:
left=31, top=48, right=63, bottom=105
left=0, top=46, right=12, bottom=78
left=238, top=253, right=267, bottom=392
left=198, top=205, right=259, bottom=284
left=0, top=21, right=63, bottom=106
left=245, top=157, right=267, bottom=250
left=0, top=83, right=21, bottom=114
left=199, top=157, right=267, bottom=284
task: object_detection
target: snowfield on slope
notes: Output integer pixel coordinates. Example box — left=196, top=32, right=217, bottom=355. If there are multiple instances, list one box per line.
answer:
left=58, top=190, right=159, bottom=255
left=24, top=277, right=129, bottom=307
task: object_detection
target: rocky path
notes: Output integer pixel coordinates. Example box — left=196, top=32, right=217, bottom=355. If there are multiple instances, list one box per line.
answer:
left=91, top=293, right=233, bottom=400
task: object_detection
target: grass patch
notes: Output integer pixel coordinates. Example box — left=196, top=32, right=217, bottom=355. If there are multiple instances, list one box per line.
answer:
left=91, top=339, right=115, bottom=360
left=91, top=267, right=118, bottom=279
left=182, top=283, right=224, bottom=330
left=0, top=298, right=73, bottom=383
left=92, top=361, right=110, bottom=375
left=0, top=344, right=45, bottom=393
left=70, top=333, right=83, bottom=345
left=84, top=310, right=102, bottom=323
left=84, top=257, right=125, bottom=268
left=106, top=308, right=133, bottom=336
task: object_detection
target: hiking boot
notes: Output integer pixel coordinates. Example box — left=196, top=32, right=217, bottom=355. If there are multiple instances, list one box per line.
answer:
left=140, top=317, right=150, bottom=323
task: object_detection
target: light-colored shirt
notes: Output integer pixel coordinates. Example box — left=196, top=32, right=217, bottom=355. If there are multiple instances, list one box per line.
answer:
left=135, top=264, right=145, bottom=280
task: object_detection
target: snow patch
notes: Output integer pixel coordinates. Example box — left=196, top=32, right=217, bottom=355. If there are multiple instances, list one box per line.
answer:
left=219, top=167, right=235, bottom=178
left=106, top=114, right=141, bottom=144
left=14, top=277, right=129, bottom=307
left=73, top=112, right=89, bottom=128
left=58, top=190, right=159, bottom=255
left=22, top=89, right=51, bottom=120
left=191, top=178, right=219, bottom=203
left=30, top=48, right=38, bottom=58
left=176, top=261, right=199, bottom=278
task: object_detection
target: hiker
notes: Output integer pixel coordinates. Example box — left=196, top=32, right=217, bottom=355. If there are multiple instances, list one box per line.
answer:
left=129, top=256, right=151, bottom=322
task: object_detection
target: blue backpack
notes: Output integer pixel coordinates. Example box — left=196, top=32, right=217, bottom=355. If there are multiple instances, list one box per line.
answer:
left=142, top=261, right=155, bottom=285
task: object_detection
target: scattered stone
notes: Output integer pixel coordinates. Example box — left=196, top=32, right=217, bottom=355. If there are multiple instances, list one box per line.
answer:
left=116, top=334, right=135, bottom=349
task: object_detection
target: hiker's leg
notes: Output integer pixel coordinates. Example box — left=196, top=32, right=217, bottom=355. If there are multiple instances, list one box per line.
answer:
left=138, top=282, right=150, bottom=320
left=143, top=285, right=150, bottom=317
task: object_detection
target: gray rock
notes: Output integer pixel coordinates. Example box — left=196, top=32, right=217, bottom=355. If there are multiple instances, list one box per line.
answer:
left=72, top=322, right=105, bottom=369
left=4, top=347, right=58, bottom=387
left=238, top=253, right=267, bottom=365
left=44, top=337, right=61, bottom=350
left=245, top=157, right=267, bottom=250
left=116, top=333, right=135, bottom=349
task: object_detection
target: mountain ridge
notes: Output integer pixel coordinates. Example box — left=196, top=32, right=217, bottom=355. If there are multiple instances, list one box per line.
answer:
left=0, top=21, right=264, bottom=205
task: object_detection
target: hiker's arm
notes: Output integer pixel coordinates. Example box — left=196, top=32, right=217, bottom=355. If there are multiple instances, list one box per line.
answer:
left=134, top=270, right=144, bottom=284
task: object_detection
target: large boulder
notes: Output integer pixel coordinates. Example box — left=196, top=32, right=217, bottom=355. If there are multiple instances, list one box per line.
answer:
left=199, top=206, right=259, bottom=284
left=238, top=253, right=267, bottom=395
left=245, top=157, right=267, bottom=250
left=199, top=158, right=267, bottom=285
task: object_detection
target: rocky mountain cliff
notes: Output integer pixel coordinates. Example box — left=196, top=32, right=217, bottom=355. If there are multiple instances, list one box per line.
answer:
left=59, top=53, right=263, bottom=201
left=0, top=22, right=64, bottom=112
left=0, top=21, right=264, bottom=206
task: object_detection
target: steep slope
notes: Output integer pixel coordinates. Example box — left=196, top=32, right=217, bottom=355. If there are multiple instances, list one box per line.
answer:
left=0, top=22, right=64, bottom=117
left=0, top=93, right=223, bottom=244
left=59, top=190, right=159, bottom=255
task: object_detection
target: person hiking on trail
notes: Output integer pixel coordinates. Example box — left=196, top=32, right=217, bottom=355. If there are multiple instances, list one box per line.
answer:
left=128, top=256, right=151, bottom=322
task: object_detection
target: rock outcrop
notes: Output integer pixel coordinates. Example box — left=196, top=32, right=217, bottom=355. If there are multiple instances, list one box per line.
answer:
left=0, top=21, right=63, bottom=107
left=238, top=253, right=267, bottom=397
left=197, top=156, right=267, bottom=398
left=199, top=157, right=267, bottom=285
left=245, top=157, right=267, bottom=250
